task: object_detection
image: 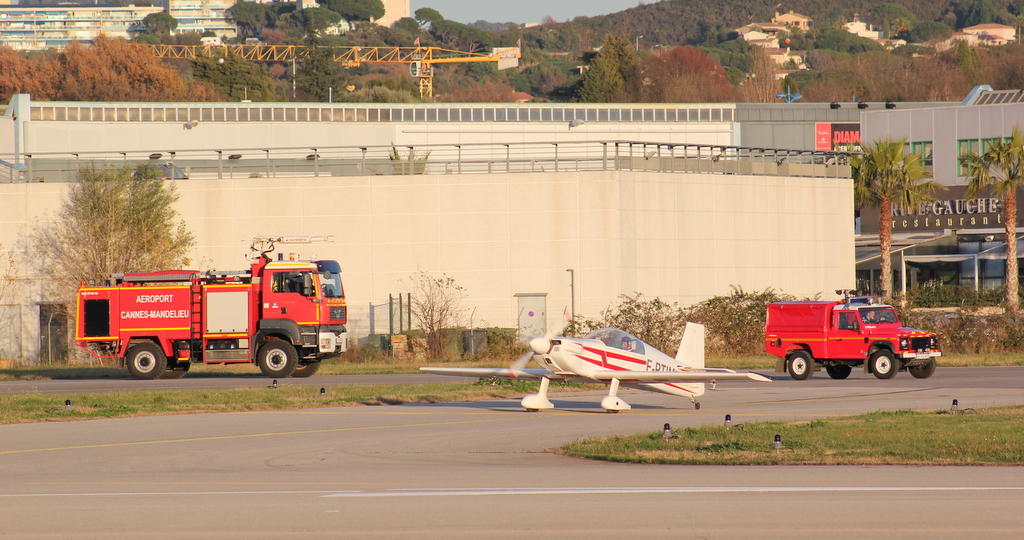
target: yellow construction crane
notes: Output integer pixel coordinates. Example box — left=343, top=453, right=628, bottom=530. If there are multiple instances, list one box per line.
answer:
left=147, top=44, right=521, bottom=99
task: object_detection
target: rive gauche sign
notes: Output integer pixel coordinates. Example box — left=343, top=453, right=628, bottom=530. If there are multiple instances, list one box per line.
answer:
left=859, top=186, right=1021, bottom=233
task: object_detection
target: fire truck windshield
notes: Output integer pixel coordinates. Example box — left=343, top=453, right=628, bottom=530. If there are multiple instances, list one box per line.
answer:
left=860, top=307, right=897, bottom=324
left=316, top=260, right=344, bottom=298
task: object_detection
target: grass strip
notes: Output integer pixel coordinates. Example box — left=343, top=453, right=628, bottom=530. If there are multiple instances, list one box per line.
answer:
left=559, top=406, right=1024, bottom=465
left=2, top=352, right=1023, bottom=381
left=0, top=379, right=592, bottom=425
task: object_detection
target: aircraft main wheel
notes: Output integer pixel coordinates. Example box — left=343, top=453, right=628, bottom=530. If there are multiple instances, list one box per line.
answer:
left=257, top=341, right=298, bottom=378
left=870, top=350, right=899, bottom=379
left=125, top=342, right=168, bottom=380
left=909, top=359, right=936, bottom=379
left=826, top=365, right=852, bottom=379
left=787, top=351, right=813, bottom=380
left=292, top=362, right=321, bottom=378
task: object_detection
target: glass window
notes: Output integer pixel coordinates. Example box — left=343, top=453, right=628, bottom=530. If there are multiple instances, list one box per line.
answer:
left=958, top=138, right=979, bottom=176
left=909, top=141, right=933, bottom=169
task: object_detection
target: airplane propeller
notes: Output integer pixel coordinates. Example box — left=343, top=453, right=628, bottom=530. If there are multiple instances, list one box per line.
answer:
left=529, top=330, right=555, bottom=355
left=509, top=349, right=535, bottom=370
left=511, top=330, right=556, bottom=370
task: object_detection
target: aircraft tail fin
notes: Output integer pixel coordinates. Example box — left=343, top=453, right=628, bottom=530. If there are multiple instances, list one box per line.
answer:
left=675, top=322, right=705, bottom=369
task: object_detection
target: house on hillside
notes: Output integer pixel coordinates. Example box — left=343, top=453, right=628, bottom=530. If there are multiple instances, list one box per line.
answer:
left=764, top=48, right=805, bottom=69
left=961, top=23, right=1016, bottom=45
left=772, top=11, right=812, bottom=30
left=844, top=15, right=885, bottom=40
left=736, top=29, right=780, bottom=48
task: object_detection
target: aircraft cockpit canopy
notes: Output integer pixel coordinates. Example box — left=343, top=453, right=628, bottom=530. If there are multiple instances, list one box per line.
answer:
left=584, top=327, right=646, bottom=355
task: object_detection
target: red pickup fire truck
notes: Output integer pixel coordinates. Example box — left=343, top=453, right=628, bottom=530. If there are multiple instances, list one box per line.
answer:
left=75, top=238, right=348, bottom=380
left=765, top=293, right=940, bottom=380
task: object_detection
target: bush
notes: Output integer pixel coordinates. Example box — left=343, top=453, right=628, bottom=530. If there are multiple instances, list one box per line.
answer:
left=685, top=287, right=797, bottom=357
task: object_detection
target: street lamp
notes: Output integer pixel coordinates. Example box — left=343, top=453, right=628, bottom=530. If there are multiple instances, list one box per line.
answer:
left=566, top=269, right=575, bottom=323
left=635, top=35, right=643, bottom=50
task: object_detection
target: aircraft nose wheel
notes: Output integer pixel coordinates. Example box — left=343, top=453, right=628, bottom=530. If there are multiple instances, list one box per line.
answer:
left=694, top=402, right=700, bottom=410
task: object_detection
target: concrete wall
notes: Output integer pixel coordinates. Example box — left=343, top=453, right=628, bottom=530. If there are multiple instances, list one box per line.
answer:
left=0, top=170, right=854, bottom=362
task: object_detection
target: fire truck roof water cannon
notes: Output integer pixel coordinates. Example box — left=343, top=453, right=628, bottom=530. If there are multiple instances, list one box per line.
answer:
left=76, top=236, right=348, bottom=380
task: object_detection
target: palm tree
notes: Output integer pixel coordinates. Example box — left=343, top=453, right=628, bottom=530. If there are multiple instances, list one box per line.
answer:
left=852, top=138, right=943, bottom=299
left=964, top=127, right=1024, bottom=314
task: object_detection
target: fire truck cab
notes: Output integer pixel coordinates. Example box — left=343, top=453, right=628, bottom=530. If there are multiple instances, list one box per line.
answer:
left=76, top=254, right=348, bottom=380
left=765, top=293, right=940, bottom=380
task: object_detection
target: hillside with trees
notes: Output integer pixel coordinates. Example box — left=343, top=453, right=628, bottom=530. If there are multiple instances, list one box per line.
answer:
left=2, top=1, right=1024, bottom=104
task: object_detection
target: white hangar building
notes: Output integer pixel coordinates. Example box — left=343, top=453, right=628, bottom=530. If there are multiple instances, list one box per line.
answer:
left=0, top=96, right=854, bottom=363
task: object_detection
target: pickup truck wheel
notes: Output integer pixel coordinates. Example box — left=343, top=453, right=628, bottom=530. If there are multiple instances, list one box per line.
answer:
left=257, top=341, right=298, bottom=378
left=292, top=362, right=321, bottom=378
left=787, top=351, right=814, bottom=380
left=125, top=342, right=168, bottom=380
left=825, top=365, right=852, bottom=379
left=909, top=359, right=936, bottom=379
left=870, top=350, right=899, bottom=379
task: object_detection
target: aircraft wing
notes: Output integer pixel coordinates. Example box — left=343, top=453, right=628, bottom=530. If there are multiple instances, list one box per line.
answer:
left=588, top=370, right=771, bottom=383
left=419, top=367, right=579, bottom=381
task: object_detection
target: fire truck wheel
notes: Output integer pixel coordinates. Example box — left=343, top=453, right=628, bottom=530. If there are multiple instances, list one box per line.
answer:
left=160, top=363, right=191, bottom=379
left=125, top=342, right=168, bottom=380
left=292, top=362, right=321, bottom=378
left=909, top=359, right=937, bottom=379
left=787, top=351, right=813, bottom=380
left=257, top=341, right=298, bottom=378
left=825, top=365, right=852, bottom=379
left=869, top=350, right=899, bottom=379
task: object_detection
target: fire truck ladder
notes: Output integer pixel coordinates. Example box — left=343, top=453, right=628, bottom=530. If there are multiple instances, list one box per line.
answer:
left=189, top=280, right=204, bottom=360
left=145, top=44, right=520, bottom=99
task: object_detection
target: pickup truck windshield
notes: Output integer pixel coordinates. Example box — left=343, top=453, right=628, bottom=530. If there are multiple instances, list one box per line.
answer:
left=860, top=307, right=897, bottom=324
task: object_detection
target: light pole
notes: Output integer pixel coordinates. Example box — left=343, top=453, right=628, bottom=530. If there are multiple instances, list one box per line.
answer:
left=566, top=269, right=575, bottom=323
left=635, top=35, right=643, bottom=50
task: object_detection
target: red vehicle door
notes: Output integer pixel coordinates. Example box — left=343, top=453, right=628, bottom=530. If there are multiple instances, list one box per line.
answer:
left=262, top=269, right=320, bottom=324
left=825, top=310, right=865, bottom=358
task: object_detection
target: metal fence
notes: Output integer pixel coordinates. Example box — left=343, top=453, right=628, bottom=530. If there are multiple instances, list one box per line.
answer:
left=0, top=140, right=854, bottom=183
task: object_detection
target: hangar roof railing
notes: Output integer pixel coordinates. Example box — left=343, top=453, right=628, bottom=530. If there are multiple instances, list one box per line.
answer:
left=0, top=139, right=855, bottom=183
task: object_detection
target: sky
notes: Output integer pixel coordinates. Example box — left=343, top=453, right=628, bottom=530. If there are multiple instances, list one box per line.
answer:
left=409, top=0, right=649, bottom=25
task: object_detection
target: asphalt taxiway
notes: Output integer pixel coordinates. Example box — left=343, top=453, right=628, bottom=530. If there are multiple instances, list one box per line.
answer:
left=1, top=367, right=1023, bottom=539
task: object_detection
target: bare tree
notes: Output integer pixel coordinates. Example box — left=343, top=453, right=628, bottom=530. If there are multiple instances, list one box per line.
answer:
left=0, top=244, right=18, bottom=362
left=404, top=271, right=467, bottom=359
left=32, top=164, right=194, bottom=307
left=738, top=46, right=778, bottom=103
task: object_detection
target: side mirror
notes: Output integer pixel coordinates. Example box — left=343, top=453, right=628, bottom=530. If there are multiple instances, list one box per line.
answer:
left=302, top=272, right=314, bottom=296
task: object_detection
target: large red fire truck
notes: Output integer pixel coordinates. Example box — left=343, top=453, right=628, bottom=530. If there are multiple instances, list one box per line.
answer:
left=765, top=291, right=940, bottom=380
left=75, top=237, right=348, bottom=380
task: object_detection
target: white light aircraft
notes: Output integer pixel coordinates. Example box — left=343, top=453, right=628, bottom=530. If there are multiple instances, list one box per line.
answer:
left=420, top=323, right=770, bottom=412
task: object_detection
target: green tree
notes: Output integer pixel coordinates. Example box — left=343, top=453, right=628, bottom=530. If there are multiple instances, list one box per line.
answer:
left=191, top=54, right=276, bottom=101
left=229, top=0, right=271, bottom=38
left=956, top=0, right=1001, bottom=27
left=575, top=34, right=637, bottom=102
left=910, top=21, right=953, bottom=43
left=143, top=12, right=178, bottom=35
left=31, top=165, right=194, bottom=304
left=293, top=7, right=342, bottom=34
left=319, top=0, right=384, bottom=22
left=295, top=33, right=349, bottom=101
left=853, top=138, right=943, bottom=299
left=393, top=17, right=420, bottom=33
left=414, top=7, right=443, bottom=25
left=954, top=39, right=983, bottom=85
left=964, top=127, right=1024, bottom=313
